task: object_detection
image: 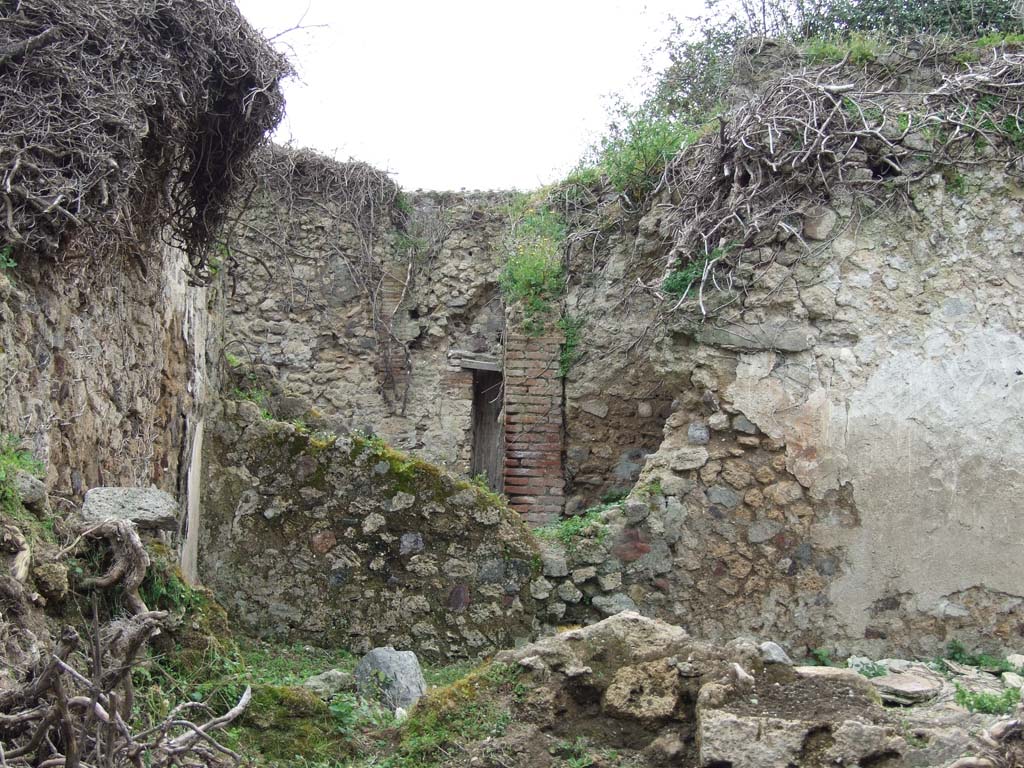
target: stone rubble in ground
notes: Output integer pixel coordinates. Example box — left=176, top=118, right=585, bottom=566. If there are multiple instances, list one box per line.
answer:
left=472, top=612, right=1023, bottom=768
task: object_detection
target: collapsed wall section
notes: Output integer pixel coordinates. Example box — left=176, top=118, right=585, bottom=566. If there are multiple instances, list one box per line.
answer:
left=198, top=399, right=556, bottom=659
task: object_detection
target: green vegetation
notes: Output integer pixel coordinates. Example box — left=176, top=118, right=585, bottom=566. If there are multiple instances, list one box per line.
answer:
left=558, top=314, right=583, bottom=377
left=395, top=191, right=414, bottom=217
left=945, top=639, right=1022, bottom=672
left=535, top=502, right=616, bottom=552
left=229, top=385, right=273, bottom=420
left=803, top=32, right=881, bottom=64
left=663, top=243, right=737, bottom=300
left=375, top=662, right=521, bottom=768
left=0, top=433, right=43, bottom=516
left=974, top=31, right=1024, bottom=46
left=500, top=202, right=566, bottom=335
left=809, top=647, right=836, bottom=667
left=856, top=662, right=889, bottom=678
left=595, top=107, right=709, bottom=200
left=953, top=683, right=1021, bottom=714
left=0, top=244, right=15, bottom=271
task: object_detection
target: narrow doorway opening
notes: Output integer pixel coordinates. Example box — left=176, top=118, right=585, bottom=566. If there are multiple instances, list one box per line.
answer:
left=470, top=369, right=504, bottom=492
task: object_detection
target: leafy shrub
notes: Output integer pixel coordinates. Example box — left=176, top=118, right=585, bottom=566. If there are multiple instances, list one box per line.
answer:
left=500, top=204, right=565, bottom=334
left=954, top=683, right=1021, bottom=714
left=596, top=107, right=705, bottom=200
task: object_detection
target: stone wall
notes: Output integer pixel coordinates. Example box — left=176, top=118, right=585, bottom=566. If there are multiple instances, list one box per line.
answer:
left=198, top=399, right=557, bottom=659
left=223, top=176, right=511, bottom=474
left=0, top=244, right=208, bottom=507
left=211, top=150, right=1024, bottom=658
left=548, top=165, right=1024, bottom=658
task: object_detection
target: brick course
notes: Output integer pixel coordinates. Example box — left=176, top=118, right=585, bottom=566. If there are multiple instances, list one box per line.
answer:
left=503, top=330, right=564, bottom=522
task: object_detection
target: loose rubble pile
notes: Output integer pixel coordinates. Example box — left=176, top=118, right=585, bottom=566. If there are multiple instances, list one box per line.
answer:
left=399, top=612, right=1023, bottom=768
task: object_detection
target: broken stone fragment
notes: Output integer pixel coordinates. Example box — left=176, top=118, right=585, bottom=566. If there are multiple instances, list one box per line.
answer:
left=670, top=446, right=709, bottom=471
left=355, top=647, right=426, bottom=712
left=304, top=668, right=353, bottom=698
left=1002, top=671, right=1024, bottom=690
left=591, top=593, right=638, bottom=616
left=869, top=672, right=943, bottom=705
left=803, top=205, right=838, bottom=240
left=389, top=491, right=415, bottom=511
left=32, top=561, right=69, bottom=602
left=759, top=641, right=793, bottom=665
left=556, top=581, right=583, bottom=604
left=80, top=487, right=178, bottom=531
left=540, top=545, right=568, bottom=577
left=14, top=470, right=47, bottom=511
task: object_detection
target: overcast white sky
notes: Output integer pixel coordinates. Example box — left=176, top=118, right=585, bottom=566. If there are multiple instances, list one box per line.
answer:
left=234, top=1, right=704, bottom=191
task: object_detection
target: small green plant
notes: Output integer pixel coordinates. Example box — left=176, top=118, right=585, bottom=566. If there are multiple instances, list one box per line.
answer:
left=943, top=167, right=968, bottom=194
left=600, top=489, right=629, bottom=504
left=224, top=352, right=244, bottom=367
left=557, top=314, right=583, bottom=377
left=597, top=107, right=709, bottom=200
left=641, top=478, right=664, bottom=497
left=954, top=683, right=1021, bottom=714
left=974, top=31, right=1024, bottom=47
left=394, top=192, right=414, bottom=217
left=535, top=503, right=615, bottom=552
left=0, top=245, right=15, bottom=271
left=663, top=243, right=736, bottom=300
left=810, top=647, right=835, bottom=667
left=0, top=434, right=44, bottom=515
left=945, top=639, right=1020, bottom=672
left=856, top=662, right=889, bottom=678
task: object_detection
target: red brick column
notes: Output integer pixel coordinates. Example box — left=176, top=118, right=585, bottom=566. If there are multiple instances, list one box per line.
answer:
left=503, top=332, right=564, bottom=524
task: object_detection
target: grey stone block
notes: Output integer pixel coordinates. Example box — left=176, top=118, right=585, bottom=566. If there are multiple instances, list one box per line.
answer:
left=80, top=487, right=178, bottom=531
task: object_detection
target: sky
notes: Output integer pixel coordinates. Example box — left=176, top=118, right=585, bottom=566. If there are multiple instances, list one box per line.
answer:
left=234, top=0, right=705, bottom=191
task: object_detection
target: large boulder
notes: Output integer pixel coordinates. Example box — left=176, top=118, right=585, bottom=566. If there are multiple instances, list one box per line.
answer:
left=80, top=487, right=178, bottom=531
left=354, top=647, right=426, bottom=711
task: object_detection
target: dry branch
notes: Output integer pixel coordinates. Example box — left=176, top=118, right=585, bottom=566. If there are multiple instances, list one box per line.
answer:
left=0, top=0, right=290, bottom=279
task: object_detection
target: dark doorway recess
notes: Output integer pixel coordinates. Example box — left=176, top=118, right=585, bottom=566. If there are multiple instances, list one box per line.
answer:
left=471, top=369, right=504, bottom=492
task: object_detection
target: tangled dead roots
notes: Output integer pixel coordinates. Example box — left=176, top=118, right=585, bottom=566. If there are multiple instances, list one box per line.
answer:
left=0, top=0, right=290, bottom=280
left=654, top=40, right=1024, bottom=309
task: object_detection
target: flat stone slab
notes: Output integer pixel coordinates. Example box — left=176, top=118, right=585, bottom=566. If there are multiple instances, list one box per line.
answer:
left=80, top=487, right=179, bottom=531
left=870, top=673, right=942, bottom=705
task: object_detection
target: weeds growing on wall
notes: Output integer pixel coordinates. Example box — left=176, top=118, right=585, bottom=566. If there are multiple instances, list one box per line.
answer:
left=500, top=201, right=566, bottom=335
left=535, top=502, right=615, bottom=553
left=0, top=434, right=43, bottom=516
left=558, top=315, right=583, bottom=377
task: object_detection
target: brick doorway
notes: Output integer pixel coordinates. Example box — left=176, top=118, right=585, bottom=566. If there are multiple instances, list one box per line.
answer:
left=470, top=369, right=504, bottom=492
